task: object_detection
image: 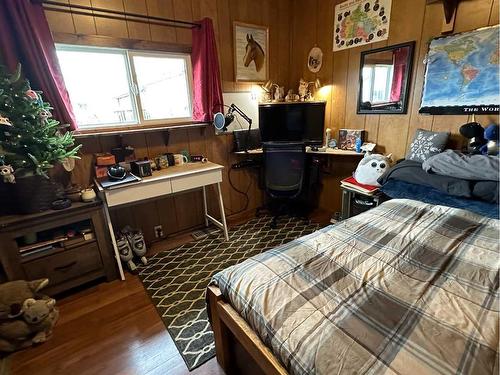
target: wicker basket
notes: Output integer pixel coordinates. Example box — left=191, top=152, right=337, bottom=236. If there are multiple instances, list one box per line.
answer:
left=8, top=175, right=57, bottom=214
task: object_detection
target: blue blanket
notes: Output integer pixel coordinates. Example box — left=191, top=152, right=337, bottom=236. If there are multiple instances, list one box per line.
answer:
left=381, top=179, right=499, bottom=219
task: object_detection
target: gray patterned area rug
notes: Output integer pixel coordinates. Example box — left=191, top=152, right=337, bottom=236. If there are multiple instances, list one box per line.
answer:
left=138, top=215, right=320, bottom=370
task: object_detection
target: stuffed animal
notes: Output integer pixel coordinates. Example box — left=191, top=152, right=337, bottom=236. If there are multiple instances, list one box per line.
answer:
left=0, top=164, right=15, bottom=183
left=480, top=124, right=499, bottom=155
left=22, top=298, right=59, bottom=344
left=459, top=121, right=487, bottom=154
left=354, top=153, right=392, bottom=186
left=0, top=279, right=55, bottom=352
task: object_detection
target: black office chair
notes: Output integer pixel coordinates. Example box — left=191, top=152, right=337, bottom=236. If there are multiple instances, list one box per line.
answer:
left=261, top=141, right=306, bottom=228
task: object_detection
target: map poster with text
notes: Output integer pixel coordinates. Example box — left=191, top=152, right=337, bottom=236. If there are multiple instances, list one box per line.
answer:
left=420, top=25, right=500, bottom=115
left=333, top=0, right=391, bottom=52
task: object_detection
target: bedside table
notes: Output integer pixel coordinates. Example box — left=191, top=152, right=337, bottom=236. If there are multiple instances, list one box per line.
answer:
left=341, top=185, right=386, bottom=220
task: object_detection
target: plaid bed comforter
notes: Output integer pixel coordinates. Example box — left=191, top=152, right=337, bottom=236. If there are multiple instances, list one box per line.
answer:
left=211, top=199, right=499, bottom=375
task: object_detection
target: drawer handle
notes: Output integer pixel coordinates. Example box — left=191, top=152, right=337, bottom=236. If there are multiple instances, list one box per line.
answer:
left=54, top=261, right=77, bottom=272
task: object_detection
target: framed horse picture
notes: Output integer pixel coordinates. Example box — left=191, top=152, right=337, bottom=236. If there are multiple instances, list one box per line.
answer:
left=233, top=22, right=269, bottom=82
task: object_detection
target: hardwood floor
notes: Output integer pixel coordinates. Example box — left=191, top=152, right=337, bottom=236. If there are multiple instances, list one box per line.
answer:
left=8, top=212, right=330, bottom=375
left=8, top=228, right=228, bottom=375
left=9, top=275, right=224, bottom=375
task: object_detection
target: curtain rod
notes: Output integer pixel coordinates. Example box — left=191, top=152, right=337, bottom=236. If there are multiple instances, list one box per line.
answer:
left=40, top=0, right=201, bottom=29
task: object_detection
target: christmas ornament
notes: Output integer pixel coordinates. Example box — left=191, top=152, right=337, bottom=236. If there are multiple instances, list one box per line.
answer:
left=0, top=164, right=15, bottom=183
left=39, top=110, right=52, bottom=121
left=25, top=89, right=38, bottom=100
left=62, top=157, right=75, bottom=172
left=0, top=115, right=12, bottom=127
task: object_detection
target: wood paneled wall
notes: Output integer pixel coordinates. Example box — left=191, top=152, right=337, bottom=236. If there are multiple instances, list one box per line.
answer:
left=44, top=0, right=499, bottom=235
left=289, top=0, right=499, bottom=214
left=290, top=0, right=499, bottom=161
left=45, top=0, right=292, bottom=243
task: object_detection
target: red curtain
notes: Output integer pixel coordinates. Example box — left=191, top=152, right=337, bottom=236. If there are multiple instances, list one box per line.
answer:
left=191, top=18, right=224, bottom=122
left=0, top=0, right=77, bottom=130
left=390, top=47, right=409, bottom=103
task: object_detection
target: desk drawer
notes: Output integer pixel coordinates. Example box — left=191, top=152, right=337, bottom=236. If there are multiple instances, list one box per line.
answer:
left=23, top=243, right=103, bottom=286
left=171, top=169, right=222, bottom=193
left=105, top=179, right=172, bottom=207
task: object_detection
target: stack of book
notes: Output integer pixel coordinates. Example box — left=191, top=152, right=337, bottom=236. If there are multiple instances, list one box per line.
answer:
left=341, top=176, right=379, bottom=196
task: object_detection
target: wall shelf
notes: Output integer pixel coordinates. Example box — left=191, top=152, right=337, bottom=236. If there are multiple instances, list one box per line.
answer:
left=74, top=122, right=209, bottom=138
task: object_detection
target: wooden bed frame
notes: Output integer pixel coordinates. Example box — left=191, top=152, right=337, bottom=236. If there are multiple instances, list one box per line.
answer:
left=207, top=285, right=287, bottom=375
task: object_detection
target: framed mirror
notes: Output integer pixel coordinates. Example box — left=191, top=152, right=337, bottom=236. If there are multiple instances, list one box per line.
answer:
left=357, top=41, right=415, bottom=114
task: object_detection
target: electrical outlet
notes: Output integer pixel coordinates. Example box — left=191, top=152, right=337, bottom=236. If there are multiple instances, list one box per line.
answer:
left=154, top=225, right=164, bottom=238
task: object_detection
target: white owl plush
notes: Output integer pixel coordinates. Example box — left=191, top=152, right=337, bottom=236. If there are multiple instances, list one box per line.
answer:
left=354, top=153, right=392, bottom=186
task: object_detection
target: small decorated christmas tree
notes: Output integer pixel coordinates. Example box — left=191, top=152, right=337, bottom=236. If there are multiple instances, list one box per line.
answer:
left=0, top=64, right=81, bottom=183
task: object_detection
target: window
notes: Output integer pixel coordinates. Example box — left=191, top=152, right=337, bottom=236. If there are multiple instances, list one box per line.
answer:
left=361, top=64, right=394, bottom=104
left=56, top=45, right=192, bottom=129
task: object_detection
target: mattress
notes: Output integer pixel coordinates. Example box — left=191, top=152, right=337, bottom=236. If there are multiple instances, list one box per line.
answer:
left=211, top=199, right=500, bottom=375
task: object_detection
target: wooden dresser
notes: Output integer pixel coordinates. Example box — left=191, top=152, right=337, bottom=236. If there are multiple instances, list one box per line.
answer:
left=0, top=201, right=117, bottom=295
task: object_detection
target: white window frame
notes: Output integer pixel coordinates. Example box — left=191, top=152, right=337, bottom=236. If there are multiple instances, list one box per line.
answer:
left=56, top=44, right=193, bottom=130
left=362, top=63, right=394, bottom=104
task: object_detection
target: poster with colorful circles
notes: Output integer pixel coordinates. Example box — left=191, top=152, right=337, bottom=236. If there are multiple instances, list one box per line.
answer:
left=333, top=0, right=391, bottom=51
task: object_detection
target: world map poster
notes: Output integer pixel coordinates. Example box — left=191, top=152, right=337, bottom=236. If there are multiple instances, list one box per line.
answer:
left=420, top=25, right=500, bottom=115
left=333, top=0, right=391, bottom=52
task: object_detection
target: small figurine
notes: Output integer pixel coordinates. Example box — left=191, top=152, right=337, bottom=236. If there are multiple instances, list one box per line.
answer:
left=298, top=78, right=308, bottom=101
left=0, top=164, right=15, bottom=183
left=285, top=89, right=299, bottom=102
left=274, top=86, right=285, bottom=102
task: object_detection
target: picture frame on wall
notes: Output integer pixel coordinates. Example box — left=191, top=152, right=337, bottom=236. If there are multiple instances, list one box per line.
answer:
left=233, top=22, right=269, bottom=82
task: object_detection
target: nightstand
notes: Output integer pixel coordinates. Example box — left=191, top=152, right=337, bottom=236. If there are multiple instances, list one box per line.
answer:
left=341, top=185, right=385, bottom=220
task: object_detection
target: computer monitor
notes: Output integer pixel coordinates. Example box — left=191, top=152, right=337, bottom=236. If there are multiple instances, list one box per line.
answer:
left=258, top=102, right=325, bottom=146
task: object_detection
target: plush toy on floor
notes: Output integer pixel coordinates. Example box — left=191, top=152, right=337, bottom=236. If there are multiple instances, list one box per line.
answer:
left=354, top=152, right=392, bottom=186
left=0, top=279, right=59, bottom=352
left=22, top=298, right=59, bottom=344
left=480, top=124, right=499, bottom=155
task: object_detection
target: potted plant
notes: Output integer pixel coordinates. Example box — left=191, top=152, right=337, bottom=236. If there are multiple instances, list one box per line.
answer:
left=0, top=65, right=81, bottom=214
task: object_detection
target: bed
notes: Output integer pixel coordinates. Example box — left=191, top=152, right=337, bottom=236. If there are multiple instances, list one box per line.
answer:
left=207, top=199, right=499, bottom=375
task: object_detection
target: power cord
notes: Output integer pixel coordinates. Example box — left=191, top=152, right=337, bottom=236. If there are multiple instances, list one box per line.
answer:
left=228, top=164, right=251, bottom=215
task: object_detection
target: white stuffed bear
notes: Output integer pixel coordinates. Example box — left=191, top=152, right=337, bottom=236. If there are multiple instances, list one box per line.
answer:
left=354, top=153, right=392, bottom=186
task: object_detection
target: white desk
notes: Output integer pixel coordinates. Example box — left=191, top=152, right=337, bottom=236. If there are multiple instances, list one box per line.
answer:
left=234, top=147, right=363, bottom=156
left=96, top=162, right=228, bottom=280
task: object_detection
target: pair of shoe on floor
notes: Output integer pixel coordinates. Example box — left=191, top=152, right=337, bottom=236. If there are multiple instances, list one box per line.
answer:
left=116, top=226, right=147, bottom=273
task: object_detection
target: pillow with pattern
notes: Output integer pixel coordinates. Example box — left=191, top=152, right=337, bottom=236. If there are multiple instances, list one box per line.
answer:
left=406, top=129, right=449, bottom=162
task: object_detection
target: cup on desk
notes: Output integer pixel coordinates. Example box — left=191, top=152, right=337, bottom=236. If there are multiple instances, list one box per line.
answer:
left=174, top=154, right=188, bottom=165
left=81, top=188, right=97, bottom=202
